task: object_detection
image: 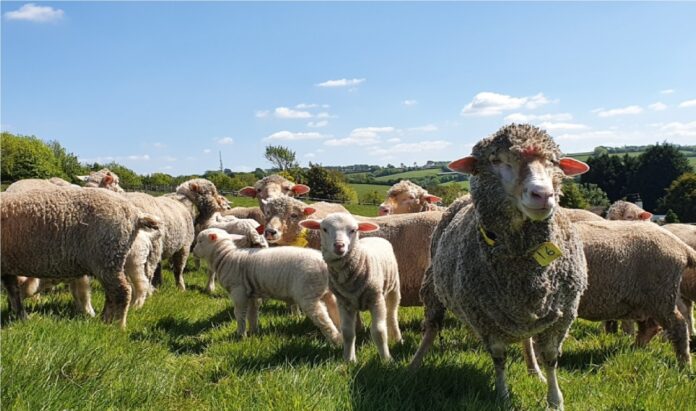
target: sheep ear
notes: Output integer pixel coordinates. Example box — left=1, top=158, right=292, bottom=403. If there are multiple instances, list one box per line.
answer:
left=303, top=207, right=316, bottom=216
left=639, top=211, right=653, bottom=221
left=256, top=225, right=265, bottom=234
left=291, top=184, right=310, bottom=195
left=240, top=187, right=258, bottom=198
left=299, top=219, right=321, bottom=230
left=357, top=222, right=380, bottom=233
left=208, top=233, right=218, bottom=241
left=559, top=157, right=590, bottom=176
left=190, top=183, right=200, bottom=193
left=448, top=156, right=477, bottom=174
left=423, top=194, right=442, bottom=204
left=103, top=174, right=114, bottom=185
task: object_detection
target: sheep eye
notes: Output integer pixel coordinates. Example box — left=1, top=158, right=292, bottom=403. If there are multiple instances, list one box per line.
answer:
left=490, top=158, right=502, bottom=165
left=322, top=228, right=327, bottom=233
left=350, top=229, right=357, bottom=234
left=290, top=213, right=298, bottom=219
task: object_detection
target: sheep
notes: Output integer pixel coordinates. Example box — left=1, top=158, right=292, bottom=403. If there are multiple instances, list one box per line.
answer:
left=175, top=178, right=224, bottom=228
left=221, top=206, right=266, bottom=225
left=261, top=195, right=441, bottom=305
left=378, top=179, right=448, bottom=216
left=239, top=174, right=311, bottom=206
left=605, top=200, right=653, bottom=221
left=80, top=168, right=124, bottom=192
left=410, top=124, right=590, bottom=409
left=300, top=213, right=402, bottom=362
left=562, top=207, right=604, bottom=222
left=1, top=188, right=159, bottom=328
left=192, top=228, right=342, bottom=344
left=5, top=177, right=79, bottom=193
left=663, top=223, right=696, bottom=336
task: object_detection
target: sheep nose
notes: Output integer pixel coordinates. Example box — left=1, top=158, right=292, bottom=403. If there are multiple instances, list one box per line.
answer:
left=378, top=205, right=391, bottom=216
left=528, top=186, right=554, bottom=208
left=265, top=228, right=278, bottom=236
left=334, top=242, right=346, bottom=254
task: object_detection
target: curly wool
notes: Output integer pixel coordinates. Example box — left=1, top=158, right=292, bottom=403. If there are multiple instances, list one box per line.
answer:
left=605, top=200, right=645, bottom=220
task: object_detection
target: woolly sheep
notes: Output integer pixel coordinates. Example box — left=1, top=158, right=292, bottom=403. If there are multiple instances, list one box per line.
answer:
left=175, top=178, right=224, bottom=228
left=663, top=223, right=696, bottom=336
left=562, top=207, right=604, bottom=222
left=239, top=174, right=311, bottom=207
left=378, top=180, right=445, bottom=216
left=300, top=213, right=402, bottom=362
left=605, top=200, right=653, bottom=221
left=261, top=195, right=441, bottom=305
left=411, top=124, right=590, bottom=409
left=1, top=188, right=159, bottom=328
left=192, top=228, right=341, bottom=344
left=5, top=177, right=79, bottom=192
left=221, top=206, right=266, bottom=225
left=80, top=168, right=124, bottom=192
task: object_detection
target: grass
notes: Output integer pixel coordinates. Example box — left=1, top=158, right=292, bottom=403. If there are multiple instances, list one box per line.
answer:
left=373, top=168, right=443, bottom=182
left=2, top=265, right=695, bottom=410
left=223, top=194, right=381, bottom=217
left=349, top=184, right=390, bottom=198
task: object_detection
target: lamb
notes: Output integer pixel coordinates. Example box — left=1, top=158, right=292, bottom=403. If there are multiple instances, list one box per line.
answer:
left=410, top=124, right=590, bottom=409
left=261, top=195, right=441, bottom=305
left=192, top=228, right=342, bottom=344
left=1, top=188, right=160, bottom=328
left=300, top=213, right=402, bottom=362
left=80, top=168, right=124, bottom=192
left=378, top=179, right=448, bottom=216
left=605, top=200, right=653, bottom=221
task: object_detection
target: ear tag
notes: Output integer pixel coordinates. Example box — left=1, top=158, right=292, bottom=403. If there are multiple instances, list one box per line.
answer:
left=479, top=225, right=496, bottom=247
left=532, top=242, right=562, bottom=267
left=289, top=228, right=309, bottom=248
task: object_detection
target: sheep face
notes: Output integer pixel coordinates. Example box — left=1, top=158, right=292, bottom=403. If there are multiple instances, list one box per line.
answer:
left=300, top=213, right=379, bottom=259
left=260, top=197, right=316, bottom=244
left=193, top=228, right=237, bottom=259
left=239, top=175, right=310, bottom=203
left=216, top=195, right=232, bottom=210
left=606, top=200, right=652, bottom=221
left=378, top=181, right=441, bottom=216
left=83, top=169, right=124, bottom=192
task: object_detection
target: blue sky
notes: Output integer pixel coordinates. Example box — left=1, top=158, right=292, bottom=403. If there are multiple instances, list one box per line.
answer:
left=2, top=2, right=696, bottom=176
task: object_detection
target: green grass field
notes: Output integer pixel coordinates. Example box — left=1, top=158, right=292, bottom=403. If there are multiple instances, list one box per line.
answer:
left=348, top=184, right=390, bottom=198
left=224, top=194, right=381, bottom=217
left=2, top=265, right=695, bottom=410
left=373, top=168, right=443, bottom=182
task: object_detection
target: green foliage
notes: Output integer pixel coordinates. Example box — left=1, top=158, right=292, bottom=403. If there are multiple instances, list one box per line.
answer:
left=88, top=162, right=142, bottom=189
left=1, top=132, right=65, bottom=181
left=228, top=173, right=257, bottom=191
left=427, top=183, right=468, bottom=206
left=264, top=145, right=298, bottom=171
left=360, top=190, right=384, bottom=205
left=664, top=209, right=680, bottom=224
left=659, top=173, right=696, bottom=222
left=143, top=172, right=175, bottom=188
left=204, top=171, right=234, bottom=192
left=560, top=180, right=589, bottom=209
left=581, top=153, right=634, bottom=202
left=47, top=140, right=86, bottom=181
left=633, top=143, right=692, bottom=211
left=578, top=183, right=610, bottom=208
left=304, top=164, right=357, bottom=203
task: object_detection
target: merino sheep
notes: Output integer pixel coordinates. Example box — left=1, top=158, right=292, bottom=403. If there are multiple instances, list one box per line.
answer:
left=1, top=188, right=159, bottom=328
left=562, top=207, right=604, bottom=222
left=193, top=228, right=341, bottom=344
left=5, top=177, right=79, bottom=193
left=378, top=180, right=446, bottom=216
left=605, top=200, right=653, bottom=221
left=663, top=223, right=696, bottom=336
left=300, top=213, right=402, bottom=362
left=80, top=168, right=124, bottom=192
left=222, top=206, right=266, bottom=225
left=175, top=178, right=224, bottom=228
left=261, top=195, right=441, bottom=305
left=239, top=174, right=311, bottom=206
left=410, top=124, right=590, bottom=409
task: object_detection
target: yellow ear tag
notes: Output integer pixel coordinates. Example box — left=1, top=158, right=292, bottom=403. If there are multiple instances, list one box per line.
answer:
left=289, top=228, right=309, bottom=248
left=532, top=242, right=562, bottom=267
left=479, top=225, right=496, bottom=247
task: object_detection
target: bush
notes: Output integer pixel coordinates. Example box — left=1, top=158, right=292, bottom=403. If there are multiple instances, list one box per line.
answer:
left=665, top=209, right=680, bottom=224
left=427, top=184, right=468, bottom=206
left=578, top=183, right=610, bottom=208
left=1, top=132, right=65, bottom=181
left=560, top=180, right=589, bottom=209
left=360, top=190, right=383, bottom=205
left=659, top=173, right=696, bottom=222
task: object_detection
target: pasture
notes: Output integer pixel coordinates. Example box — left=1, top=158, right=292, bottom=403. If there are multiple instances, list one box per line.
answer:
left=2, top=263, right=695, bottom=410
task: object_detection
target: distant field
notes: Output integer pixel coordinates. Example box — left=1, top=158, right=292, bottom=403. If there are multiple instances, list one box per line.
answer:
left=439, top=181, right=470, bottom=190
left=224, top=193, right=380, bottom=217
left=349, top=183, right=390, bottom=198
left=373, top=168, right=442, bottom=182
left=569, top=151, right=696, bottom=168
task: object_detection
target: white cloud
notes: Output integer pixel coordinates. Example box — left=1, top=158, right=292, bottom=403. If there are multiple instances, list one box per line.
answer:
left=370, top=140, right=452, bottom=156
left=402, top=99, right=418, bottom=106
left=648, top=102, right=667, bottom=111
left=387, top=137, right=402, bottom=143
left=295, top=103, right=319, bottom=109
left=659, top=121, right=696, bottom=137
left=660, top=89, right=675, bottom=95
left=324, top=126, right=394, bottom=147
left=461, top=92, right=551, bottom=116
left=4, top=3, right=64, bottom=22
left=307, top=120, right=328, bottom=128
left=274, top=107, right=312, bottom=119
left=590, top=108, right=604, bottom=114
left=304, top=152, right=316, bottom=158
left=678, top=99, right=696, bottom=108
left=316, top=112, right=332, bottom=119
left=504, top=112, right=573, bottom=123
left=316, top=78, right=365, bottom=88
left=216, top=137, right=235, bottom=145
left=264, top=131, right=326, bottom=141
left=538, top=122, right=589, bottom=131
left=127, top=154, right=150, bottom=161
left=596, top=105, right=643, bottom=117
left=255, top=110, right=270, bottom=118
left=408, top=124, right=438, bottom=132
left=152, top=142, right=166, bottom=149
left=202, top=149, right=212, bottom=154
left=163, top=156, right=177, bottom=162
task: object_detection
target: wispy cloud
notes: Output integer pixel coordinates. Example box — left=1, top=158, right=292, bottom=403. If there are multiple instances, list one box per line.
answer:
left=596, top=105, right=643, bottom=118
left=216, top=137, right=235, bottom=145
left=255, top=110, right=270, bottom=118
left=402, top=99, right=418, bottom=106
left=4, top=3, right=64, bottom=23
left=678, top=99, right=696, bottom=108
left=408, top=124, right=438, bottom=132
left=504, top=112, right=573, bottom=123
left=264, top=131, right=326, bottom=141
left=202, top=149, right=212, bottom=154
left=370, top=140, right=452, bottom=156
left=461, top=92, right=551, bottom=116
left=316, top=78, right=365, bottom=88
left=324, top=127, right=394, bottom=147
left=658, top=121, right=696, bottom=137
left=307, top=120, right=328, bottom=128
left=274, top=107, right=312, bottom=119
left=538, top=122, right=589, bottom=131
left=648, top=102, right=667, bottom=111
left=295, top=103, right=329, bottom=109
left=387, top=137, right=402, bottom=143
left=152, top=142, right=167, bottom=149
left=127, top=154, right=150, bottom=161
left=660, top=89, right=675, bottom=95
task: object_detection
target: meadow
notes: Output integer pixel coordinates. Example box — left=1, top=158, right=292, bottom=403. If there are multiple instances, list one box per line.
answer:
left=2, top=262, right=695, bottom=410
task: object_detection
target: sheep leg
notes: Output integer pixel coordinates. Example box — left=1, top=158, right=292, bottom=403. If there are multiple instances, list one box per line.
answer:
left=170, top=248, right=189, bottom=291
left=125, top=257, right=150, bottom=310
left=2, top=275, right=28, bottom=320
left=385, top=289, right=402, bottom=344
left=230, top=288, right=249, bottom=338
left=338, top=304, right=358, bottom=362
left=487, top=341, right=509, bottom=403
left=635, top=318, right=660, bottom=347
left=522, top=338, right=546, bottom=383
left=151, top=263, right=163, bottom=287
left=604, top=320, right=618, bottom=334
left=410, top=267, right=446, bottom=369
left=301, top=299, right=342, bottom=346
left=205, top=266, right=217, bottom=294
left=289, top=303, right=302, bottom=317
left=620, top=320, right=635, bottom=335
left=19, top=276, right=41, bottom=299
left=247, top=297, right=260, bottom=335
left=658, top=308, right=692, bottom=369
left=69, top=276, right=96, bottom=317
left=98, top=271, right=131, bottom=330
left=321, top=292, right=341, bottom=328
left=677, top=297, right=694, bottom=337
left=534, top=333, right=565, bottom=410
left=369, top=296, right=391, bottom=361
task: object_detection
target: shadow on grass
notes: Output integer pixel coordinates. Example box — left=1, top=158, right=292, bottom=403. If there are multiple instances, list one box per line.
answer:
left=1, top=297, right=91, bottom=328
left=227, top=339, right=341, bottom=377
left=130, top=308, right=234, bottom=355
left=350, top=360, right=504, bottom=411
left=560, top=343, right=626, bottom=372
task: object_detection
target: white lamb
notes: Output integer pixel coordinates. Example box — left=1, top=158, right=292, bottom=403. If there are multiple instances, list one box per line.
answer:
left=192, top=228, right=341, bottom=345
left=300, top=213, right=402, bottom=362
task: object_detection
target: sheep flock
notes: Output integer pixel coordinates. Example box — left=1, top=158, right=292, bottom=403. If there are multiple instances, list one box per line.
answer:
left=2, top=124, right=695, bottom=410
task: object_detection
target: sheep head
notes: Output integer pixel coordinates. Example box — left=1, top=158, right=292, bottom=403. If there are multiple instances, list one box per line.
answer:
left=260, top=196, right=316, bottom=245
left=378, top=180, right=442, bottom=216
left=239, top=175, right=311, bottom=207
left=606, top=200, right=652, bottom=221
left=300, top=212, right=379, bottom=260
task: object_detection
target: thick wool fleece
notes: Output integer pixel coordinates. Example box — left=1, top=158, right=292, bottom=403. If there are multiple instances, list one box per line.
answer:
left=176, top=179, right=223, bottom=227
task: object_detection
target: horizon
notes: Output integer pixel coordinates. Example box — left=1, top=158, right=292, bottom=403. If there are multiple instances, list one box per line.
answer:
left=2, top=2, right=695, bottom=175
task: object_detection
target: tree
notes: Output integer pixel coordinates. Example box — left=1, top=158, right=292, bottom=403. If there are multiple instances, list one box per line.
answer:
left=560, top=180, right=588, bottom=209
left=1, top=132, right=64, bottom=181
left=89, top=162, right=142, bottom=189
left=143, top=172, right=175, bottom=188
left=304, top=164, right=357, bottom=203
left=659, top=173, right=696, bottom=222
left=581, top=153, right=633, bottom=202
left=578, top=183, right=610, bottom=208
left=664, top=209, right=680, bottom=224
left=47, top=140, right=86, bottom=181
left=204, top=171, right=234, bottom=192
left=633, top=143, right=692, bottom=211
left=264, top=145, right=298, bottom=171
